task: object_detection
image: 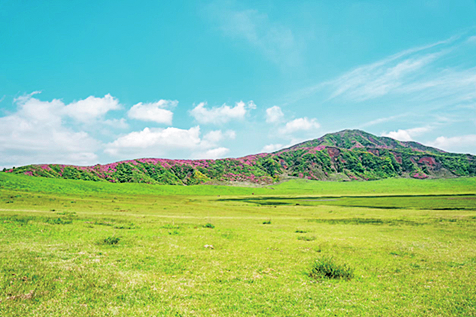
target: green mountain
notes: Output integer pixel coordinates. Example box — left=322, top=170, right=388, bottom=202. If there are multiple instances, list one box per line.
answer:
left=4, top=129, right=476, bottom=184
left=289, top=129, right=445, bottom=154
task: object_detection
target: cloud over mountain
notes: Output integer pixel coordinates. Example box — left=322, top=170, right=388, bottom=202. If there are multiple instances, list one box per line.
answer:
left=266, top=106, right=284, bottom=123
left=0, top=93, right=115, bottom=167
left=279, top=117, right=320, bottom=134
left=128, top=100, right=177, bottom=125
left=190, top=101, right=256, bottom=124
left=105, top=126, right=235, bottom=159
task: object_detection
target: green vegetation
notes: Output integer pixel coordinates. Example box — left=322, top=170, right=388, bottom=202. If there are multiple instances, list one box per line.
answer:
left=1, top=174, right=476, bottom=315
left=2, top=172, right=476, bottom=197
left=224, top=194, right=476, bottom=211
left=203, top=223, right=215, bottom=229
left=102, top=236, right=120, bottom=245
left=309, top=256, right=354, bottom=280
left=5, top=130, right=476, bottom=184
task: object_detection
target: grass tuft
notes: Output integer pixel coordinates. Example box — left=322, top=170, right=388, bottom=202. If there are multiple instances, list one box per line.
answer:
left=161, top=224, right=180, bottom=229
left=297, top=235, right=316, bottom=241
left=308, top=256, right=354, bottom=280
left=103, top=237, right=120, bottom=245
left=46, top=218, right=72, bottom=225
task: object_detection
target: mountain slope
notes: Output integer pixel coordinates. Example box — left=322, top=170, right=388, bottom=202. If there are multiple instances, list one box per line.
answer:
left=288, top=129, right=445, bottom=154
left=4, top=130, right=476, bottom=184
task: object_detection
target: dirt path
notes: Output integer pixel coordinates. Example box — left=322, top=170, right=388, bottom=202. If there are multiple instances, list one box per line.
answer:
left=0, top=208, right=48, bottom=213
left=0, top=208, right=302, bottom=219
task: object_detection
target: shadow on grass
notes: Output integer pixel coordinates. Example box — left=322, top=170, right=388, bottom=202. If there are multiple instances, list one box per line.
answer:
left=218, top=194, right=476, bottom=210
left=306, top=217, right=476, bottom=226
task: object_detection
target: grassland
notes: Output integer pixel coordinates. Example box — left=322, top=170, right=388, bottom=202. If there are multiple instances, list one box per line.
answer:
left=1, top=173, right=476, bottom=316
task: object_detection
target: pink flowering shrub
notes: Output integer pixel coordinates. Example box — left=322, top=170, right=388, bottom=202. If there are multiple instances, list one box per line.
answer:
left=412, top=172, right=428, bottom=179
left=6, top=131, right=474, bottom=184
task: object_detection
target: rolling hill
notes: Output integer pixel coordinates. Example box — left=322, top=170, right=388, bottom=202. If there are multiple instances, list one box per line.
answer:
left=3, top=129, right=476, bottom=184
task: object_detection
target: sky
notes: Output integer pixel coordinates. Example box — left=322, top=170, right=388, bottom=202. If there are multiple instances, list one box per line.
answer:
left=1, top=0, right=476, bottom=168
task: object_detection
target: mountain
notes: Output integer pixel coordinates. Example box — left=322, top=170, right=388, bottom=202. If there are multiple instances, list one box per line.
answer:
left=4, top=129, right=476, bottom=184
left=288, top=129, right=445, bottom=154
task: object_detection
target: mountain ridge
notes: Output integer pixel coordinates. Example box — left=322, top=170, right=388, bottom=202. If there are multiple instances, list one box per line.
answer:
left=4, top=129, right=475, bottom=184
left=285, top=129, right=445, bottom=154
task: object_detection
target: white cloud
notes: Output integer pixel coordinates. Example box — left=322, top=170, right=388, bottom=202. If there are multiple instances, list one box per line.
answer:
left=317, top=34, right=468, bottom=103
left=396, top=68, right=476, bottom=105
left=105, top=126, right=201, bottom=156
left=467, top=36, right=476, bottom=44
left=202, top=129, right=236, bottom=145
left=203, top=130, right=224, bottom=144
left=382, top=127, right=430, bottom=142
left=195, top=147, right=230, bottom=159
left=103, top=118, right=129, bottom=129
left=360, top=113, right=410, bottom=128
left=285, top=33, right=476, bottom=110
left=429, top=134, right=476, bottom=154
left=261, top=143, right=284, bottom=153
left=325, top=51, right=445, bottom=102
left=224, top=130, right=236, bottom=139
left=199, top=129, right=236, bottom=151
left=0, top=93, right=242, bottom=167
left=381, top=130, right=412, bottom=142
left=105, top=126, right=236, bottom=159
left=266, top=106, right=284, bottom=123
left=0, top=94, right=101, bottom=167
left=63, top=94, right=121, bottom=123
left=279, top=117, right=320, bottom=134
left=190, top=101, right=255, bottom=124
left=127, top=100, right=177, bottom=125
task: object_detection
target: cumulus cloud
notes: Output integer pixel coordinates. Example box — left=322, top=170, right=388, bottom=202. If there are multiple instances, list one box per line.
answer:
left=190, top=101, right=256, bottom=124
left=265, top=106, right=284, bottom=123
left=127, top=100, right=177, bottom=125
left=279, top=117, right=320, bottom=134
left=195, top=147, right=230, bottom=159
left=382, top=127, right=430, bottom=141
left=0, top=93, right=101, bottom=167
left=261, top=143, right=284, bottom=153
left=103, top=118, right=129, bottom=129
left=105, top=126, right=201, bottom=156
left=0, top=92, right=242, bottom=167
left=429, top=134, right=476, bottom=154
left=197, top=130, right=235, bottom=158
left=105, top=126, right=235, bottom=159
left=63, top=94, right=121, bottom=123
left=202, top=130, right=236, bottom=146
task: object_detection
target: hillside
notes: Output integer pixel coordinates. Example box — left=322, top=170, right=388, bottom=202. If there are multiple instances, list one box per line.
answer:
left=4, top=129, right=476, bottom=184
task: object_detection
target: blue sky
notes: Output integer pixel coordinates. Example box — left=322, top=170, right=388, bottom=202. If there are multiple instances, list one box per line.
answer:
left=1, top=0, right=475, bottom=168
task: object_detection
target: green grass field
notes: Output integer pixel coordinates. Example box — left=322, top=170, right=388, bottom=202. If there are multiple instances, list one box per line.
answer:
left=1, top=173, right=476, bottom=316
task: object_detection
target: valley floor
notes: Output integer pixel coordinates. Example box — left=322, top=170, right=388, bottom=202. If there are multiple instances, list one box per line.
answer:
left=1, top=174, right=475, bottom=316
